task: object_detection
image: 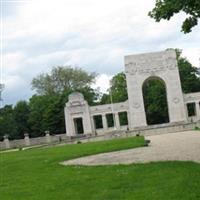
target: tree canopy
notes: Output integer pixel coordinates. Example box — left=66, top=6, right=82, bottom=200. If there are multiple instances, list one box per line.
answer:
left=32, top=66, right=96, bottom=95
left=149, top=0, right=200, bottom=33
left=101, top=72, right=128, bottom=104
left=177, top=49, right=200, bottom=92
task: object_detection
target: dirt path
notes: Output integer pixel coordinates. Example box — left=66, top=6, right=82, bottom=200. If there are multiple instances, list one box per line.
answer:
left=61, top=131, right=200, bottom=166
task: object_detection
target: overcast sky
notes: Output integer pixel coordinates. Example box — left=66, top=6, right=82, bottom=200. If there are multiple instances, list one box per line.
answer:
left=1, top=0, right=200, bottom=106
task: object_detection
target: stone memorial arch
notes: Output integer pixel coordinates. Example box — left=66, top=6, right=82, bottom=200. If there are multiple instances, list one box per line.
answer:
left=65, top=49, right=200, bottom=136
left=125, top=49, right=187, bottom=129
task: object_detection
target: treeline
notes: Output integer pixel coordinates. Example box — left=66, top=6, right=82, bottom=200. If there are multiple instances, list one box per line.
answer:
left=0, top=67, right=100, bottom=140
left=1, top=50, right=200, bottom=140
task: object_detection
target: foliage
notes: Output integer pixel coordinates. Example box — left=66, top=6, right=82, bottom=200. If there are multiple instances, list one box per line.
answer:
left=149, top=0, right=200, bottom=33
left=13, top=101, right=30, bottom=139
left=0, top=66, right=100, bottom=139
left=0, top=105, right=18, bottom=140
left=143, top=79, right=169, bottom=125
left=101, top=72, right=128, bottom=104
left=1, top=137, right=200, bottom=199
left=32, top=66, right=96, bottom=95
left=177, top=50, right=200, bottom=93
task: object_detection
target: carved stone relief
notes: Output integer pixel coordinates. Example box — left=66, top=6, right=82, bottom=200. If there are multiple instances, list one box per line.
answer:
left=133, top=102, right=140, bottom=109
left=173, top=98, right=180, bottom=104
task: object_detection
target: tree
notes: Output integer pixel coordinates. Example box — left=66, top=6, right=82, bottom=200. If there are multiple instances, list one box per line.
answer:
left=176, top=49, right=200, bottom=93
left=101, top=72, right=128, bottom=104
left=0, top=105, right=17, bottom=140
left=143, top=79, right=169, bottom=125
left=28, top=95, right=52, bottom=137
left=32, top=66, right=96, bottom=95
left=149, top=0, right=200, bottom=33
left=29, top=66, right=100, bottom=136
left=13, top=101, right=30, bottom=139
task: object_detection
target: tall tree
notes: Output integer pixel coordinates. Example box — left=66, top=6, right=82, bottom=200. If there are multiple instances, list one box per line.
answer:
left=14, top=101, right=30, bottom=139
left=0, top=105, right=17, bottom=140
left=29, top=66, right=99, bottom=136
left=176, top=49, right=200, bottom=93
left=101, top=72, right=128, bottom=104
left=32, top=66, right=96, bottom=95
left=149, top=0, right=200, bottom=33
left=28, top=95, right=52, bottom=137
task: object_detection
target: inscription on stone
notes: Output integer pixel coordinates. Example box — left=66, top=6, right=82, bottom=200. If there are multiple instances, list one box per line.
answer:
left=125, top=54, right=176, bottom=75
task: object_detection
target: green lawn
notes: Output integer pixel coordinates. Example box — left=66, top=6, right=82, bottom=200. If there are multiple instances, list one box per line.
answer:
left=1, top=136, right=200, bottom=200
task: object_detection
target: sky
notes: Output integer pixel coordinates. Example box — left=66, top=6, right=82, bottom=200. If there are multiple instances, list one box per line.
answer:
left=1, top=0, right=200, bottom=106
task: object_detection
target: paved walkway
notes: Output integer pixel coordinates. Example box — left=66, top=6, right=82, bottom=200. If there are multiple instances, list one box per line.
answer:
left=61, top=131, right=200, bottom=166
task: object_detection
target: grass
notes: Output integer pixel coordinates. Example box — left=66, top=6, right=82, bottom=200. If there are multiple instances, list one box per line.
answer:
left=0, top=136, right=200, bottom=200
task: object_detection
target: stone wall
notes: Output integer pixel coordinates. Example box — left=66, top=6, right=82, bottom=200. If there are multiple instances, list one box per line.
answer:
left=0, top=133, right=68, bottom=150
left=1, top=121, right=200, bottom=150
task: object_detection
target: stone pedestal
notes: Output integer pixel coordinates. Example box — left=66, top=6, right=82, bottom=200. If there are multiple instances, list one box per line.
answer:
left=45, top=131, right=51, bottom=143
left=4, top=135, right=10, bottom=149
left=24, top=133, right=30, bottom=146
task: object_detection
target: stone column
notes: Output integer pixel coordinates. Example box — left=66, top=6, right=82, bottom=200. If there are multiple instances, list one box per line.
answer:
left=24, top=133, right=30, bottom=146
left=4, top=135, right=10, bottom=149
left=196, top=101, right=200, bottom=120
left=102, top=114, right=108, bottom=130
left=114, top=113, right=121, bottom=130
left=45, top=130, right=51, bottom=143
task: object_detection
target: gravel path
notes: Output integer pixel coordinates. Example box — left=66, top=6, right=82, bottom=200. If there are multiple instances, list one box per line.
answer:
left=61, top=131, right=200, bottom=166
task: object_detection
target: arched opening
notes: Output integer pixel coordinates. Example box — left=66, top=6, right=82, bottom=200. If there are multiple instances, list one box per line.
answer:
left=142, top=77, right=169, bottom=125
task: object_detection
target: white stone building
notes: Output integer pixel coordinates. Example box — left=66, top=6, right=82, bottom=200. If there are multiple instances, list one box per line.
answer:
left=64, top=49, right=200, bottom=136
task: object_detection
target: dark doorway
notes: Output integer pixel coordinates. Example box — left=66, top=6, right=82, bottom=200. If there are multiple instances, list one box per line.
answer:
left=74, top=117, right=84, bottom=134
left=93, top=115, right=103, bottom=129
left=142, top=77, right=169, bottom=125
left=106, top=113, right=114, bottom=127
left=119, top=111, right=128, bottom=126
left=187, top=103, right=196, bottom=117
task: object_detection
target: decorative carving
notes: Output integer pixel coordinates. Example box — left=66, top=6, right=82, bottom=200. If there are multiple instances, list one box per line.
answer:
left=173, top=98, right=180, bottom=104
left=125, top=53, right=176, bottom=75
left=125, top=62, right=137, bottom=75
left=166, top=57, right=176, bottom=70
left=133, top=102, right=140, bottom=109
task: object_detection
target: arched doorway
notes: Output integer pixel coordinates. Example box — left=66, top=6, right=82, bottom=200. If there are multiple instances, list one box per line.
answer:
left=142, top=77, right=169, bottom=125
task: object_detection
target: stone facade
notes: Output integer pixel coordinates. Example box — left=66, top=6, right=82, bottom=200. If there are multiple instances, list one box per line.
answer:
left=64, top=50, right=200, bottom=136
left=125, top=49, right=187, bottom=128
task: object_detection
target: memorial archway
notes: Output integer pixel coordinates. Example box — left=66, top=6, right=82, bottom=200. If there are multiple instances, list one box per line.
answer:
left=142, top=76, right=169, bottom=125
left=125, top=50, right=187, bottom=129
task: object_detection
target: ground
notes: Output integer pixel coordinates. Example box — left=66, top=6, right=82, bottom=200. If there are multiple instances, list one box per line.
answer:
left=62, top=131, right=200, bottom=165
left=1, top=132, right=200, bottom=200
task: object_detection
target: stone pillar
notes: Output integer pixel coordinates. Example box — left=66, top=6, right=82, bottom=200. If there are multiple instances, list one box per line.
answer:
left=102, top=114, right=108, bottom=130
left=114, top=113, right=121, bottom=130
left=4, top=135, right=10, bottom=149
left=45, top=130, right=51, bottom=143
left=196, top=101, right=200, bottom=120
left=24, top=133, right=30, bottom=146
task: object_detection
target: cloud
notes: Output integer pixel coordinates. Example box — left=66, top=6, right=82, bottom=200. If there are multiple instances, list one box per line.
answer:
left=2, top=0, right=200, bottom=105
